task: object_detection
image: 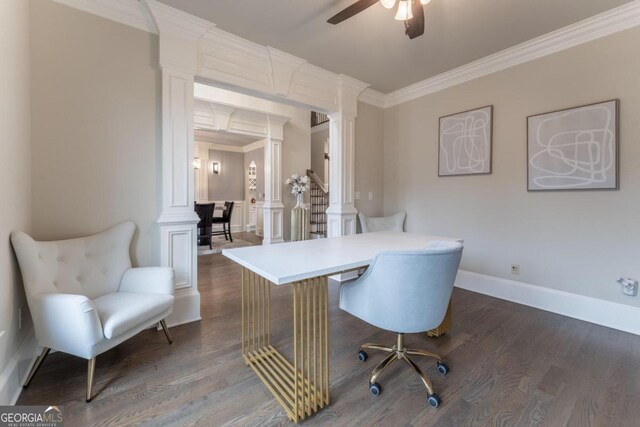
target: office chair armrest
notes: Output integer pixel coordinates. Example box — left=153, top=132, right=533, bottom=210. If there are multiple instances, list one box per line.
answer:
left=31, top=293, right=104, bottom=357
left=119, top=267, right=175, bottom=296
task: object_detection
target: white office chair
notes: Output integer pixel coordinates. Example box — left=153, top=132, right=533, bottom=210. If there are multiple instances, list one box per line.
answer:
left=11, top=221, right=175, bottom=401
left=358, top=211, right=406, bottom=233
left=339, top=241, right=463, bottom=407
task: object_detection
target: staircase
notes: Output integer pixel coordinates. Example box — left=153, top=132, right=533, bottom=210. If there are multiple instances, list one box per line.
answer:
left=307, top=170, right=328, bottom=238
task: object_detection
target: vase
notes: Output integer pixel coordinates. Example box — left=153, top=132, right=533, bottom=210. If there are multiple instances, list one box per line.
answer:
left=291, top=193, right=309, bottom=241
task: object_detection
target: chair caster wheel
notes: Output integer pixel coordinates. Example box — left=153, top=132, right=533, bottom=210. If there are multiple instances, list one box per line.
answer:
left=369, top=382, right=382, bottom=396
left=437, top=361, right=449, bottom=375
left=358, top=350, right=368, bottom=362
left=427, top=393, right=441, bottom=408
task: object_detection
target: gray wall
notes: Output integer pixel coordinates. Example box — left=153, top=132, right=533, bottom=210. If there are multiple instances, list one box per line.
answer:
left=0, top=0, right=32, bottom=403
left=383, top=27, right=640, bottom=307
left=355, top=101, right=385, bottom=220
left=208, top=149, right=244, bottom=201
left=30, top=0, right=161, bottom=267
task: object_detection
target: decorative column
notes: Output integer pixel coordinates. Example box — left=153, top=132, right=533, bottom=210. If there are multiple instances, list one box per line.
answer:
left=146, top=0, right=213, bottom=326
left=326, top=75, right=369, bottom=238
left=262, top=116, right=289, bottom=244
left=326, top=112, right=358, bottom=236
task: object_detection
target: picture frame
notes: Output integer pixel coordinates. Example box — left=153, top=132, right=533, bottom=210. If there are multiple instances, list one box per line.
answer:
left=438, top=105, right=493, bottom=177
left=527, top=99, right=619, bottom=191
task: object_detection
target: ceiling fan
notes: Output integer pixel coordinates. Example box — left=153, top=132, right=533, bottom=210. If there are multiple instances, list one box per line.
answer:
left=327, top=0, right=432, bottom=39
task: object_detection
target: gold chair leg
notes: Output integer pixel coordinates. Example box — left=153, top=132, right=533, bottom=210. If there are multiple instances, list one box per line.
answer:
left=406, top=348, right=442, bottom=361
left=400, top=353, right=434, bottom=395
left=86, top=357, right=96, bottom=402
left=369, top=352, right=398, bottom=384
left=24, top=347, right=50, bottom=387
left=362, top=343, right=394, bottom=353
left=159, top=319, right=173, bottom=345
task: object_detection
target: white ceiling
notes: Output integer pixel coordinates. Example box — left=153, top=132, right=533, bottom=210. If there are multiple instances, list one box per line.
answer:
left=195, top=129, right=262, bottom=147
left=156, top=0, right=633, bottom=93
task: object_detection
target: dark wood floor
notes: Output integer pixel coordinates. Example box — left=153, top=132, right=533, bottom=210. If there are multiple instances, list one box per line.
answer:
left=18, top=234, right=640, bottom=426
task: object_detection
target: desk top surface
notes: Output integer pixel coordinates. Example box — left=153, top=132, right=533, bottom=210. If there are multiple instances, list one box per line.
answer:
left=222, top=231, right=462, bottom=285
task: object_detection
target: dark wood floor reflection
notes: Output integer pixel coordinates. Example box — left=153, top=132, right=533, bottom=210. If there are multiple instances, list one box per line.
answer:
left=18, top=233, right=640, bottom=426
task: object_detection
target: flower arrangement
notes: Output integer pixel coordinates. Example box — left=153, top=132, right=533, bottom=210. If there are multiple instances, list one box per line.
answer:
left=285, top=173, right=309, bottom=195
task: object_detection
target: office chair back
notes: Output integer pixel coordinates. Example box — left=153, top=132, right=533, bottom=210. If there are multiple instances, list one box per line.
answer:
left=339, top=241, right=463, bottom=334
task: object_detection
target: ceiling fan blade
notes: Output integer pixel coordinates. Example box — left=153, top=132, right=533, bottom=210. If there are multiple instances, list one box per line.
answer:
left=327, top=0, right=379, bottom=25
left=404, top=0, right=425, bottom=39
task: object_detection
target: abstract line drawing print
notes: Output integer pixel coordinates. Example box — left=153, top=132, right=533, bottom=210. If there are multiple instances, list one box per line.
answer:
left=439, top=106, right=492, bottom=176
left=527, top=100, right=618, bottom=191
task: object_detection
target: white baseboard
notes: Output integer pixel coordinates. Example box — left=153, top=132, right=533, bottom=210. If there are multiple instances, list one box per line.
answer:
left=456, top=270, right=640, bottom=336
left=165, top=289, right=201, bottom=327
left=0, top=332, right=37, bottom=405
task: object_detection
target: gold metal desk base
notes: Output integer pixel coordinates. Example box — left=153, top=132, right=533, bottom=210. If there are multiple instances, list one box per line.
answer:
left=241, top=267, right=451, bottom=422
left=242, top=268, right=329, bottom=422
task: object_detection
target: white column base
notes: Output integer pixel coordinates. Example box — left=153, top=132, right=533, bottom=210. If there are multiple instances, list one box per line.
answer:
left=262, top=203, right=285, bottom=244
left=326, top=208, right=357, bottom=237
left=165, top=288, right=202, bottom=327
left=159, top=220, right=201, bottom=325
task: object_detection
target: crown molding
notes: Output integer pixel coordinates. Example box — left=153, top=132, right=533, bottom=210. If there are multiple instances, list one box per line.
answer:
left=196, top=139, right=266, bottom=154
left=144, top=0, right=214, bottom=41
left=358, top=88, right=385, bottom=109
left=51, top=0, right=158, bottom=33
left=384, top=0, right=640, bottom=108
left=51, top=0, right=640, bottom=110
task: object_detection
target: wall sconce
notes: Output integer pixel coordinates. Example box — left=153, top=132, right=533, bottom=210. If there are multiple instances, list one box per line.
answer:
left=212, top=162, right=220, bottom=174
left=193, top=158, right=201, bottom=170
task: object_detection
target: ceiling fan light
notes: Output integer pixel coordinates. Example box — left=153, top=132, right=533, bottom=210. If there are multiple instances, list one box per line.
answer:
left=394, top=0, right=413, bottom=21
left=420, top=0, right=431, bottom=5
left=380, top=0, right=397, bottom=9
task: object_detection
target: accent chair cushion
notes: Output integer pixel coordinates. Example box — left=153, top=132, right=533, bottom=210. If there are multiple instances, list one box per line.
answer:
left=93, top=292, right=174, bottom=339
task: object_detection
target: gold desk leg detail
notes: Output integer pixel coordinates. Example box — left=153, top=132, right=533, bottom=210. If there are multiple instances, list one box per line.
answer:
left=427, top=301, right=452, bottom=338
left=242, top=268, right=329, bottom=423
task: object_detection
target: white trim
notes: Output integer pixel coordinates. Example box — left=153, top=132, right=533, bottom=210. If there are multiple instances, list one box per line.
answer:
left=243, top=139, right=266, bottom=153
left=311, top=121, right=329, bottom=134
left=358, top=88, right=386, bottom=108
left=384, top=1, right=640, bottom=107
left=51, top=0, right=157, bottom=34
left=0, top=333, right=37, bottom=405
left=52, top=0, right=640, bottom=109
left=456, top=270, right=640, bottom=336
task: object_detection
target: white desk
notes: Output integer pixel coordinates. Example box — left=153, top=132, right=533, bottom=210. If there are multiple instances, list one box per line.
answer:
left=223, top=231, right=461, bottom=422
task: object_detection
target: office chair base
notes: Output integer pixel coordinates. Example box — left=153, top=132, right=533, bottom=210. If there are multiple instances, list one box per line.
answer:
left=360, top=333, right=447, bottom=403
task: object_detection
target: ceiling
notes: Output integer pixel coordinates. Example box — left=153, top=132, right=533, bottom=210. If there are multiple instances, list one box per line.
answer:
left=156, top=0, right=633, bottom=93
left=195, top=129, right=261, bottom=147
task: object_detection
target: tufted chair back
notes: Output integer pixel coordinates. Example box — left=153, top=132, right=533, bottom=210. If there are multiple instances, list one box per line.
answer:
left=11, top=222, right=135, bottom=301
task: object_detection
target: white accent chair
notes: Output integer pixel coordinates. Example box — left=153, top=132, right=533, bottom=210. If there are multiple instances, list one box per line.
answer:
left=358, top=211, right=406, bottom=233
left=339, top=241, right=463, bottom=408
left=10, top=221, right=175, bottom=402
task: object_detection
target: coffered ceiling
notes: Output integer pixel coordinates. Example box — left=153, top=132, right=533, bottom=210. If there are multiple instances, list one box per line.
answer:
left=156, top=0, right=633, bottom=93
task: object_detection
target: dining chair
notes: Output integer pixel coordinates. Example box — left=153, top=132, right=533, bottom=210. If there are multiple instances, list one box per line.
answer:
left=212, top=201, right=235, bottom=242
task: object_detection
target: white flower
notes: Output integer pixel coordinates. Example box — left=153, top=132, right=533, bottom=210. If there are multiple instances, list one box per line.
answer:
left=291, top=173, right=299, bottom=180
left=285, top=178, right=291, bottom=185
left=300, top=176, right=309, bottom=183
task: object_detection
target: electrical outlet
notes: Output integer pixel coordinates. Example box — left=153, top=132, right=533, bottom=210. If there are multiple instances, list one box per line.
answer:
left=0, top=331, right=5, bottom=339
left=617, top=277, right=638, bottom=296
left=355, top=191, right=361, bottom=200
left=18, top=308, right=22, bottom=330
left=511, top=264, right=520, bottom=275
left=368, top=192, right=373, bottom=200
